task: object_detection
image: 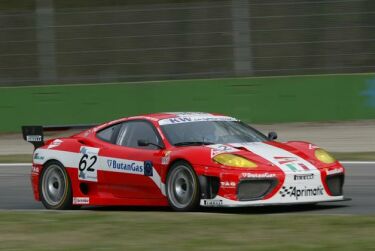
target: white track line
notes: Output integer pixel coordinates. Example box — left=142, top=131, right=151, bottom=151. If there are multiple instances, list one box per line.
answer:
left=0, top=163, right=31, bottom=166
left=341, top=161, right=375, bottom=164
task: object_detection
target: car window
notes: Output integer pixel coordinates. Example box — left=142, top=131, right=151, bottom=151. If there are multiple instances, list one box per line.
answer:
left=161, top=121, right=267, bottom=145
left=96, top=124, right=121, bottom=143
left=116, top=121, right=161, bottom=150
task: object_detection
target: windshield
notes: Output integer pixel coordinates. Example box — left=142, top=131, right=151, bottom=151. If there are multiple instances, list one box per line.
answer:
left=161, top=121, right=267, bottom=146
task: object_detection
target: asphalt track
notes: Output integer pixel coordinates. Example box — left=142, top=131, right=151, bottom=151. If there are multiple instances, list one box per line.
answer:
left=0, top=163, right=374, bottom=214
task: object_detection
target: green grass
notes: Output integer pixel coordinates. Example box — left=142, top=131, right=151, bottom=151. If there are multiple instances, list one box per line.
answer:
left=0, top=212, right=374, bottom=251
left=1, top=152, right=374, bottom=163
left=0, top=154, right=32, bottom=163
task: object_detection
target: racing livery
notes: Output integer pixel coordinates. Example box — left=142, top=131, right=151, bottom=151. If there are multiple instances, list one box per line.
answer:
left=22, top=112, right=346, bottom=211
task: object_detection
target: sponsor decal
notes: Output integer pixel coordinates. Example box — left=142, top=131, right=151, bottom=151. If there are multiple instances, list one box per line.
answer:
left=167, top=112, right=211, bottom=116
left=128, top=116, right=159, bottom=121
left=31, top=166, right=40, bottom=174
left=161, top=151, right=171, bottom=165
left=73, top=197, right=90, bottom=205
left=309, top=144, right=319, bottom=150
left=208, top=144, right=238, bottom=157
left=203, top=199, right=223, bottom=206
left=159, top=116, right=237, bottom=125
left=274, top=156, right=311, bottom=172
left=78, top=146, right=100, bottom=182
left=166, top=117, right=192, bottom=124
left=48, top=139, right=62, bottom=149
left=106, top=159, right=144, bottom=174
left=83, top=130, right=92, bottom=137
left=279, top=185, right=324, bottom=200
left=241, top=172, right=276, bottom=179
left=326, top=167, right=344, bottom=175
left=144, top=161, right=153, bottom=176
left=33, top=153, right=44, bottom=161
left=232, top=143, right=318, bottom=173
left=220, top=181, right=236, bottom=188
left=294, top=173, right=314, bottom=181
left=26, top=135, right=42, bottom=142
left=274, top=156, right=297, bottom=164
left=80, top=147, right=98, bottom=155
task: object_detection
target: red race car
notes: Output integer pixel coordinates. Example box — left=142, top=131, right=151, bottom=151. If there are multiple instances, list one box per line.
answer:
left=22, top=112, right=346, bottom=211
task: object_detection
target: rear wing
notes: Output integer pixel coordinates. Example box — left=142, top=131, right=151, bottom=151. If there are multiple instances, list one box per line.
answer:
left=22, top=124, right=97, bottom=149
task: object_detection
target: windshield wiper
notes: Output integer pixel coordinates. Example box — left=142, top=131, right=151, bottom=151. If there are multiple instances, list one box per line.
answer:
left=174, top=141, right=214, bottom=146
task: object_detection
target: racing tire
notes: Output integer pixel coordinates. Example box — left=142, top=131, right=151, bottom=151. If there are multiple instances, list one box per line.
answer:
left=166, top=161, right=200, bottom=212
left=39, top=161, right=74, bottom=210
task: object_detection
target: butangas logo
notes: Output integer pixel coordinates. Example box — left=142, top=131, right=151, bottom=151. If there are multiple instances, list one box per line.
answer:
left=279, top=185, right=324, bottom=200
left=241, top=172, right=276, bottom=178
left=294, top=173, right=314, bottom=181
left=106, top=159, right=144, bottom=174
left=144, top=161, right=153, bottom=176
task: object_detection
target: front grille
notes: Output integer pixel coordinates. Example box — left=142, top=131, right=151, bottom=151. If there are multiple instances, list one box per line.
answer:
left=326, top=174, right=344, bottom=196
left=237, top=179, right=278, bottom=201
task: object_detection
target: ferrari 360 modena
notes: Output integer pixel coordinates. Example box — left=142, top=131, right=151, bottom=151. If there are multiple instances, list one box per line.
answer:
left=22, top=112, right=346, bottom=211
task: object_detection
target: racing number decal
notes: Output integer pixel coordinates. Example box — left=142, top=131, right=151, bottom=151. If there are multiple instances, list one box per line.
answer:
left=78, top=147, right=100, bottom=182
left=79, top=154, right=97, bottom=172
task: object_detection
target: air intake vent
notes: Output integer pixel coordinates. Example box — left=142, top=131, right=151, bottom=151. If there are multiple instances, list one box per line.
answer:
left=326, top=174, right=344, bottom=196
left=237, top=179, right=277, bottom=201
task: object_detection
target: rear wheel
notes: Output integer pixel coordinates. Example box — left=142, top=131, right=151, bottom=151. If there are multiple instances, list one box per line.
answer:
left=166, top=161, right=200, bottom=211
left=39, top=161, right=73, bottom=210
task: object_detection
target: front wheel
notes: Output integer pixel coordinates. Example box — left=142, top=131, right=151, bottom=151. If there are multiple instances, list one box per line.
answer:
left=166, top=161, right=200, bottom=212
left=39, top=161, right=73, bottom=210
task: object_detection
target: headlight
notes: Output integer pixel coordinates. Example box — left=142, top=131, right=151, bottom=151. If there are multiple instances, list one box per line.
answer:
left=314, top=149, right=336, bottom=164
left=213, top=154, right=257, bottom=168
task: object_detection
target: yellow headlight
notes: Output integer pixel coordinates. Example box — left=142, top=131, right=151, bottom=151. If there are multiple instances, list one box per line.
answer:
left=213, top=154, right=257, bottom=168
left=314, top=149, right=336, bottom=164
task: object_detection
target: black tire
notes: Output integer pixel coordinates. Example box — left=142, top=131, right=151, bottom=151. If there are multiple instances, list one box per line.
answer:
left=166, top=161, right=200, bottom=212
left=39, top=161, right=74, bottom=210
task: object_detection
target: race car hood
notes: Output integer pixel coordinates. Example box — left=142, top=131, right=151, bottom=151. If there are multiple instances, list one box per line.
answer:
left=172, top=141, right=333, bottom=172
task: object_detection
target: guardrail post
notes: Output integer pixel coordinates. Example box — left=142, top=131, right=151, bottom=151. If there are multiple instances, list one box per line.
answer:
left=231, top=0, right=253, bottom=76
left=36, top=0, right=57, bottom=84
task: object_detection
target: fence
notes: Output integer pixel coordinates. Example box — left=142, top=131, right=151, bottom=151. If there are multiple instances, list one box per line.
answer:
left=0, top=0, right=374, bottom=85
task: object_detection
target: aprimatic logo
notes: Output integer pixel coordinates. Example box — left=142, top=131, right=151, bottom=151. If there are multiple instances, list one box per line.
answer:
left=279, top=185, right=324, bottom=200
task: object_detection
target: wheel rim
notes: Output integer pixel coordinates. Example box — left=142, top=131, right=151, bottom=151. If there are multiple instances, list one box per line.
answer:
left=41, top=164, right=67, bottom=206
left=168, top=165, right=196, bottom=209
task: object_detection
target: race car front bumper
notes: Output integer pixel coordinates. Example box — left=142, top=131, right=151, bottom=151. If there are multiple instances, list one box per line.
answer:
left=198, top=166, right=345, bottom=207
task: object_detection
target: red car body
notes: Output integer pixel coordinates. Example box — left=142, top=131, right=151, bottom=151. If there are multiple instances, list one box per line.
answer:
left=24, top=112, right=346, bottom=208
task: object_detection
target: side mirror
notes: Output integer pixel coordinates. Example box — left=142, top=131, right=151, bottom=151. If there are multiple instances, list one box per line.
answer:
left=137, top=139, right=163, bottom=149
left=137, top=139, right=149, bottom=147
left=268, top=132, right=278, bottom=141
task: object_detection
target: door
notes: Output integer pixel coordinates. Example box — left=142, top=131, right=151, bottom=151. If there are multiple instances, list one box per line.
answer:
left=99, top=120, right=165, bottom=199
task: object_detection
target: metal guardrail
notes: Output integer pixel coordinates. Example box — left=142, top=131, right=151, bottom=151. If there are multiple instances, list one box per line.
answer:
left=0, top=0, right=374, bottom=85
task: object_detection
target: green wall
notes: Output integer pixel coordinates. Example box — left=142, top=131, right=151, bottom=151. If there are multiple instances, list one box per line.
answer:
left=0, top=73, right=374, bottom=132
